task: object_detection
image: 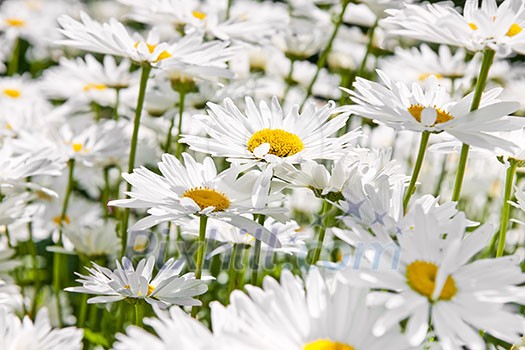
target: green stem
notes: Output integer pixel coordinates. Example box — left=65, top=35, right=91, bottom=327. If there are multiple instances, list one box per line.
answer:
left=250, top=214, right=266, bottom=285
left=53, top=253, right=64, bottom=327
left=496, top=160, right=518, bottom=257
left=113, top=88, right=121, bottom=120
left=282, top=60, right=295, bottom=103
left=77, top=293, right=88, bottom=328
left=191, top=215, right=208, bottom=318
left=451, top=48, right=495, bottom=202
left=403, top=131, right=430, bottom=213
left=300, top=0, right=350, bottom=109
left=227, top=244, right=239, bottom=297
left=134, top=304, right=144, bottom=327
left=226, top=0, right=233, bottom=19
left=433, top=154, right=448, bottom=197
left=28, top=221, right=41, bottom=318
left=102, top=166, right=110, bottom=220
left=7, top=38, right=19, bottom=76
left=171, top=92, right=186, bottom=157
left=59, top=159, right=75, bottom=245
left=310, top=201, right=330, bottom=264
left=356, top=20, right=378, bottom=79
left=4, top=226, right=12, bottom=249
left=121, top=64, right=152, bottom=257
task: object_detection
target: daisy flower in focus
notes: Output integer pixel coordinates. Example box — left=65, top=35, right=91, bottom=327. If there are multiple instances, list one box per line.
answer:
left=181, top=96, right=360, bottom=165
left=343, top=71, right=524, bottom=152
left=66, top=255, right=207, bottom=307
left=339, top=206, right=525, bottom=348
left=0, top=308, right=83, bottom=350
left=381, top=0, right=525, bottom=56
left=214, top=269, right=410, bottom=349
left=109, top=153, right=284, bottom=247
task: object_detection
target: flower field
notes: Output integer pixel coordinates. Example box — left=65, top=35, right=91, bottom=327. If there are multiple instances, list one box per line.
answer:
left=1, top=0, right=525, bottom=349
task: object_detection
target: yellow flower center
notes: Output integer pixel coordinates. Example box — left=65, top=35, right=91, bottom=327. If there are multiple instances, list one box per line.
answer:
left=3, top=88, right=21, bottom=98
left=123, top=284, right=156, bottom=296
left=418, top=73, right=443, bottom=81
left=72, top=143, right=83, bottom=153
left=406, top=260, right=457, bottom=301
left=192, top=11, right=207, bottom=20
left=304, top=340, right=354, bottom=350
left=408, top=104, right=454, bottom=125
left=182, top=187, right=230, bottom=212
left=247, top=128, right=304, bottom=158
left=133, top=42, right=172, bottom=62
left=5, top=123, right=12, bottom=130
left=5, top=18, right=25, bottom=27
left=52, top=215, right=71, bottom=226
left=468, top=22, right=478, bottom=30
left=506, top=23, right=522, bottom=37
left=83, top=83, right=107, bottom=92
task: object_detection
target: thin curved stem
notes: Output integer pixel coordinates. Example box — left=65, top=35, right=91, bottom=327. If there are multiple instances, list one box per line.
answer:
left=300, top=0, right=350, bottom=109
left=174, top=92, right=186, bottom=158
left=451, top=48, right=495, bottom=202
left=496, top=160, right=518, bottom=257
left=403, top=131, right=430, bottom=213
left=250, top=214, right=266, bottom=286
left=191, top=215, right=208, bottom=318
left=310, top=200, right=330, bottom=264
left=121, top=64, right=152, bottom=257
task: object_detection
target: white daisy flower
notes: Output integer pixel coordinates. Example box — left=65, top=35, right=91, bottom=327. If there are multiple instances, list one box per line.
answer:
left=57, top=12, right=176, bottom=65
left=0, top=145, right=63, bottom=193
left=62, top=221, right=120, bottom=258
left=161, top=33, right=236, bottom=85
left=381, top=0, right=525, bottom=56
left=109, top=153, right=284, bottom=247
left=343, top=71, right=524, bottom=152
left=181, top=96, right=360, bottom=165
left=378, top=44, right=473, bottom=88
left=0, top=307, right=83, bottom=350
left=66, top=255, right=207, bottom=307
left=114, top=305, right=220, bottom=350
left=338, top=205, right=525, bottom=348
left=14, top=119, right=129, bottom=168
left=214, top=269, right=411, bottom=349
left=40, top=54, right=132, bottom=106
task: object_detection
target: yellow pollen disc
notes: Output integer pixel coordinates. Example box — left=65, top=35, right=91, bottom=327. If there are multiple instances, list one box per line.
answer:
left=147, top=284, right=155, bottom=296
left=5, top=18, right=25, bottom=27
left=3, top=88, right=21, bottom=98
left=5, top=123, right=12, bottom=130
left=134, top=41, right=157, bottom=53
left=408, top=104, right=454, bottom=125
left=303, top=340, right=355, bottom=350
left=247, top=128, right=304, bottom=158
left=192, top=11, right=207, bottom=20
left=182, top=187, right=230, bottom=212
left=506, top=23, right=523, bottom=37
left=406, top=260, right=457, bottom=301
left=52, top=215, right=71, bottom=225
left=83, top=83, right=107, bottom=92
left=154, top=50, right=172, bottom=62
left=418, top=73, right=443, bottom=81
left=72, top=143, right=83, bottom=152
left=468, top=22, right=478, bottom=30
